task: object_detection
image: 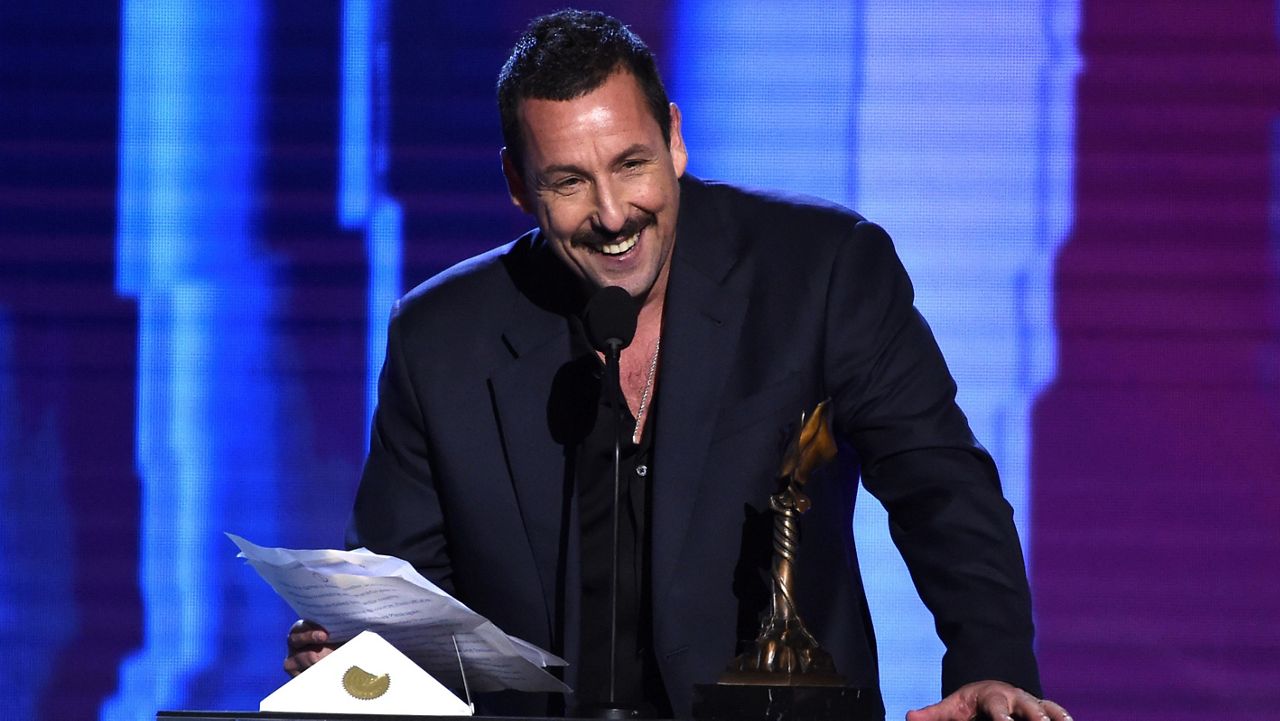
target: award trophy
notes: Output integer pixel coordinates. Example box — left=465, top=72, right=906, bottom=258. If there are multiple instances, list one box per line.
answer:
left=692, top=400, right=880, bottom=720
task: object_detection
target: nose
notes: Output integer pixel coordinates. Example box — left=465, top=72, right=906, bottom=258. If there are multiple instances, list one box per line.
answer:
left=592, top=179, right=627, bottom=235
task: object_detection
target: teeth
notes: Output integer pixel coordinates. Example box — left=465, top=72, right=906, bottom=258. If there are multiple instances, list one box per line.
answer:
left=598, top=232, right=639, bottom=256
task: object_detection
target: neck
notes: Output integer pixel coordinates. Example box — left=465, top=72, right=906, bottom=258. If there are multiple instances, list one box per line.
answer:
left=594, top=261, right=669, bottom=433
left=634, top=253, right=671, bottom=335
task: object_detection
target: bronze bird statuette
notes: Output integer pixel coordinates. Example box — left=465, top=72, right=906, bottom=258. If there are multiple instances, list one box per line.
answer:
left=721, top=399, right=844, bottom=686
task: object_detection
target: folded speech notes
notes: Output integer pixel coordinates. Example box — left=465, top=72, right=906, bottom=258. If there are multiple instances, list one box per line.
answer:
left=228, top=533, right=569, bottom=694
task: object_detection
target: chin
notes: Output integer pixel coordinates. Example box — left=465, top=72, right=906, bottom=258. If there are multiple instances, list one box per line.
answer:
left=576, top=249, right=662, bottom=299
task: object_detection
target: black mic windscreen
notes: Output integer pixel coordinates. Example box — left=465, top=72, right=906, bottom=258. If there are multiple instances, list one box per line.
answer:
left=583, top=286, right=639, bottom=352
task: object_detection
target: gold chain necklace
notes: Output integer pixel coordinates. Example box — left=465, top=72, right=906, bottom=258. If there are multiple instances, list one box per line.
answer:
left=632, top=335, right=661, bottom=445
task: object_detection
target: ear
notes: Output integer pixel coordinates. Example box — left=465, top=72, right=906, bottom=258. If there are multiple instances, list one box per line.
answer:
left=500, top=147, right=533, bottom=214
left=667, top=102, right=688, bottom=178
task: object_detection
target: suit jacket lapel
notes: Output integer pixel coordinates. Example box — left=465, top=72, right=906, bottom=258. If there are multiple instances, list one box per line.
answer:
left=489, top=236, right=582, bottom=636
left=651, top=177, right=750, bottom=606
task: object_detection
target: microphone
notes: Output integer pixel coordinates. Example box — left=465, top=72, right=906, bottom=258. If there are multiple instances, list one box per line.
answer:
left=583, top=285, right=638, bottom=356
left=581, top=286, right=641, bottom=719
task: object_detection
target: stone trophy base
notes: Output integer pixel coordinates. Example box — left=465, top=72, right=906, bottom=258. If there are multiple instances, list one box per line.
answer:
left=690, top=682, right=883, bottom=721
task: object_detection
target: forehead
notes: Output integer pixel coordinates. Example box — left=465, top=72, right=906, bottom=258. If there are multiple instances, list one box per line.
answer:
left=516, top=72, right=663, bottom=167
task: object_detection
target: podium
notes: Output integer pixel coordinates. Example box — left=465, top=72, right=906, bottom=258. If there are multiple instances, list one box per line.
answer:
left=157, top=686, right=890, bottom=721
left=159, top=697, right=885, bottom=721
left=158, top=714, right=552, bottom=721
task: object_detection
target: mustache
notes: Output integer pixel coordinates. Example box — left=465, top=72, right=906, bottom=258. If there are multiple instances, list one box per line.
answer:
left=570, top=214, right=654, bottom=248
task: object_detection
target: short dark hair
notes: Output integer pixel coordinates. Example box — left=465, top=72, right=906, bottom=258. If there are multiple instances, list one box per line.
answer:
left=497, top=9, right=672, bottom=174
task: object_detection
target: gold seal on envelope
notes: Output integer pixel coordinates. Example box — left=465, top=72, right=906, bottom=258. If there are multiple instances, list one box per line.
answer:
left=342, top=665, right=391, bottom=700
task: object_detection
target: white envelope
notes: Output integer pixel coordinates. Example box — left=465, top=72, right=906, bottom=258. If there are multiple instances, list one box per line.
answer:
left=260, top=630, right=474, bottom=716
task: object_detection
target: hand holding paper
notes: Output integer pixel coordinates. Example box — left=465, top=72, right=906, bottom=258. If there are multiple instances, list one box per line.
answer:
left=228, top=534, right=569, bottom=694
left=284, top=619, right=336, bottom=676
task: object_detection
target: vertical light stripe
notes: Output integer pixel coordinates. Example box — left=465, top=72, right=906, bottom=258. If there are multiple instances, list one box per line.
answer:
left=338, top=0, right=402, bottom=436
left=105, top=0, right=280, bottom=715
left=853, top=2, right=1077, bottom=714
left=339, top=0, right=372, bottom=227
left=367, top=195, right=404, bottom=433
left=670, top=1, right=858, bottom=204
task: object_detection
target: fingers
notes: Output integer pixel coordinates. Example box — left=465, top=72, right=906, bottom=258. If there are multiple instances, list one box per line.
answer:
left=973, top=690, right=1014, bottom=721
left=907, top=681, right=1072, bottom=721
left=284, top=619, right=334, bottom=677
left=975, top=685, right=1040, bottom=721
left=283, top=645, right=335, bottom=676
left=1040, top=699, right=1073, bottom=721
left=287, top=619, right=329, bottom=652
left=975, top=687, right=1072, bottom=721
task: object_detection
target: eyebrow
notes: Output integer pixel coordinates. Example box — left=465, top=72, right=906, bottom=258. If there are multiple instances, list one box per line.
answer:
left=537, top=143, right=655, bottom=179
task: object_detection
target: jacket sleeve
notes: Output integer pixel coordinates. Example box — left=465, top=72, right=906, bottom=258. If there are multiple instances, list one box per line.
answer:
left=824, top=220, right=1042, bottom=696
left=345, top=301, right=455, bottom=593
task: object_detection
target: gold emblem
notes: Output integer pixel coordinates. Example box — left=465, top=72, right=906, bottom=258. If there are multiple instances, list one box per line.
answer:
left=342, top=665, right=391, bottom=700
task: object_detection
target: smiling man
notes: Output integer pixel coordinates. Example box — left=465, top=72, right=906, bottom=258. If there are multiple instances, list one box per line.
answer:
left=286, top=10, right=1070, bottom=721
left=498, top=56, right=687, bottom=435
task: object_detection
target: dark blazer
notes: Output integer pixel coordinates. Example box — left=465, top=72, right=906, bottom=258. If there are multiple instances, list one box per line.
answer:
left=348, top=175, right=1040, bottom=717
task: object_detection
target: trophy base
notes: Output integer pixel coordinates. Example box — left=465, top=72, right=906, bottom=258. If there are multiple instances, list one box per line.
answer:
left=717, top=668, right=846, bottom=686
left=691, top=683, right=882, bottom=721
left=578, top=704, right=644, bottom=719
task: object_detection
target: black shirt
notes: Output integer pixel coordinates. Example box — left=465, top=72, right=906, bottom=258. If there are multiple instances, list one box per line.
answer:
left=569, top=320, right=671, bottom=717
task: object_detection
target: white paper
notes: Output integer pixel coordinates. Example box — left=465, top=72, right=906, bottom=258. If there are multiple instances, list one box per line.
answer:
left=228, top=533, right=569, bottom=694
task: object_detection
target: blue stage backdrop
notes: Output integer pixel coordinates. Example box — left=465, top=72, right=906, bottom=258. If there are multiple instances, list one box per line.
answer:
left=0, top=2, right=1277, bottom=720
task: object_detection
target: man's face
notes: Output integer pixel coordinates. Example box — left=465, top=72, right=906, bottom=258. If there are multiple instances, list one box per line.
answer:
left=503, top=70, right=687, bottom=302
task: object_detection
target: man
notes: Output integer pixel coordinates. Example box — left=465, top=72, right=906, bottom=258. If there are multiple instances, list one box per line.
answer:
left=287, top=10, right=1071, bottom=721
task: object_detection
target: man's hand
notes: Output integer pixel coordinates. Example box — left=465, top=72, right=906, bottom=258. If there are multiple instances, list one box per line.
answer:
left=283, top=619, right=338, bottom=677
left=906, top=680, right=1072, bottom=721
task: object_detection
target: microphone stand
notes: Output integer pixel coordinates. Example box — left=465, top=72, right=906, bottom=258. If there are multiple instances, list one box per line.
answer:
left=597, top=338, right=637, bottom=720
left=582, top=285, right=640, bottom=719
